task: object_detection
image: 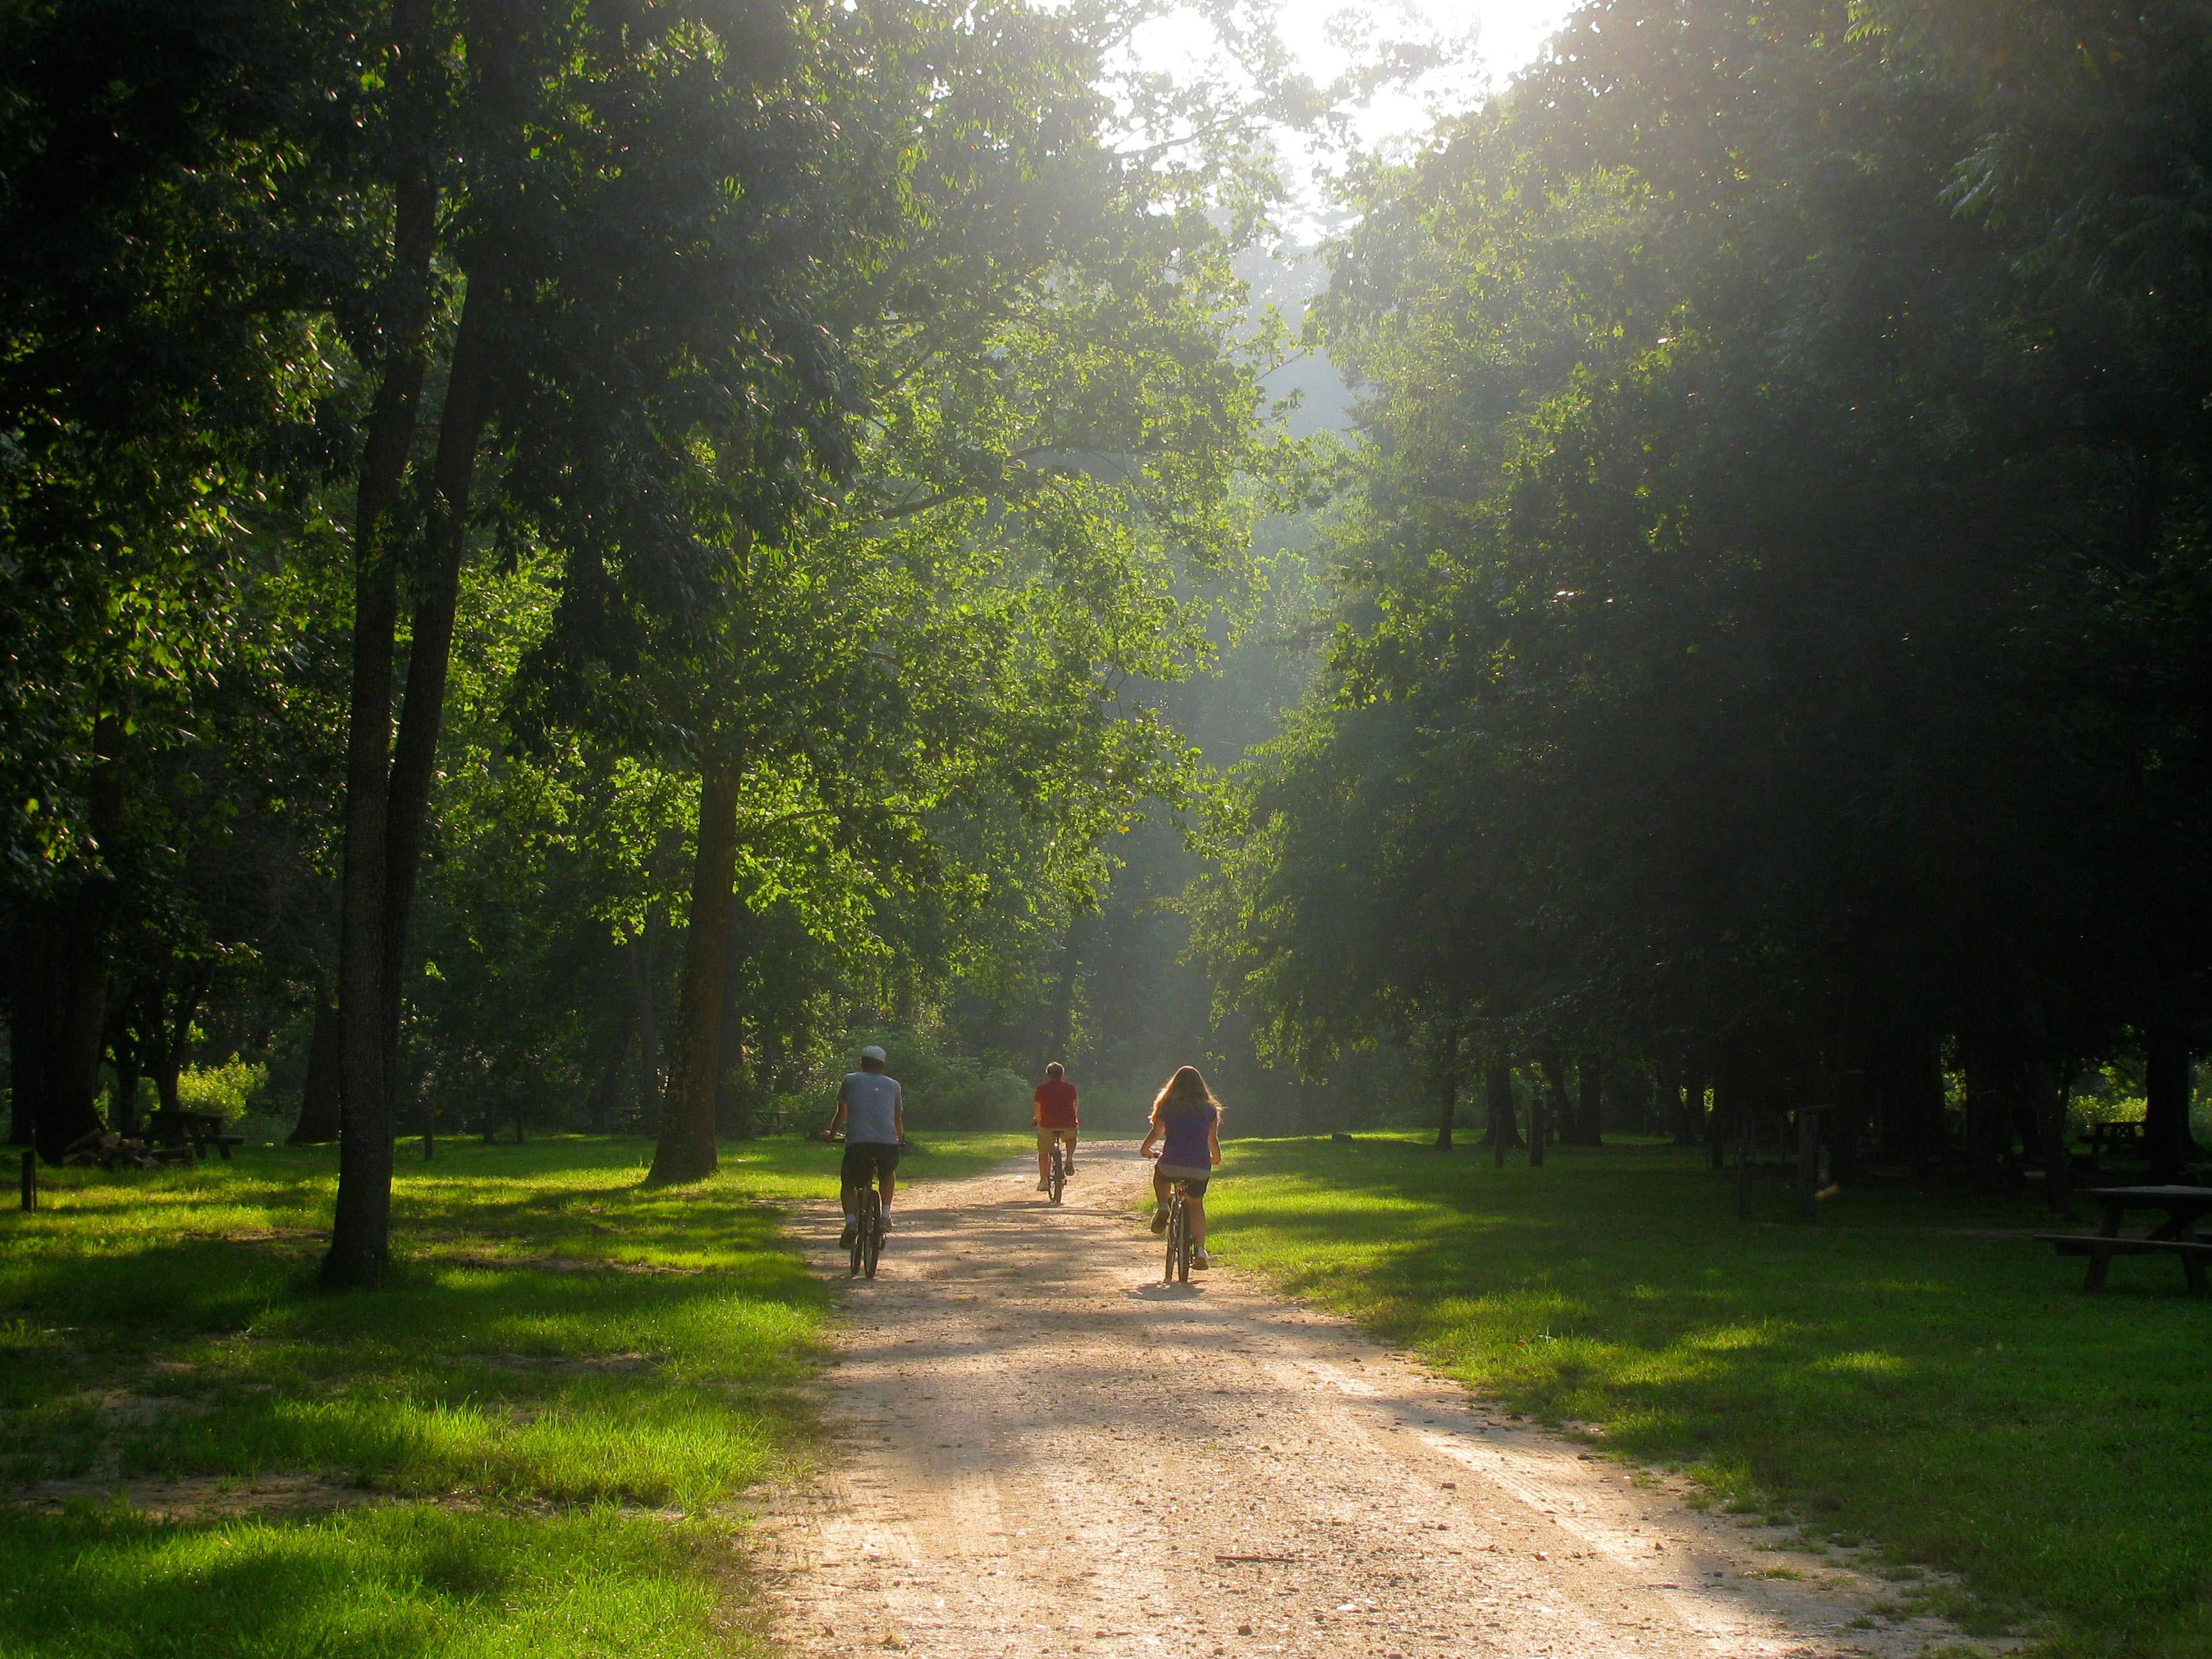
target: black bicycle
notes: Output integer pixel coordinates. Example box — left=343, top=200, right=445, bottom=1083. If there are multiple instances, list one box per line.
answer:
left=1048, top=1135, right=1068, bottom=1206
left=851, top=1183, right=883, bottom=1279
left=1162, top=1178, right=1195, bottom=1285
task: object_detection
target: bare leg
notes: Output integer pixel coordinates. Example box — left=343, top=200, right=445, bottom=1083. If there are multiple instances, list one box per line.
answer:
left=1153, top=1170, right=1172, bottom=1210
left=1190, top=1194, right=1206, bottom=1250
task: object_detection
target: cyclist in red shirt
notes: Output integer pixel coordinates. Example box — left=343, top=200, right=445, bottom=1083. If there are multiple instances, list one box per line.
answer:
left=1033, top=1062, right=1079, bottom=1192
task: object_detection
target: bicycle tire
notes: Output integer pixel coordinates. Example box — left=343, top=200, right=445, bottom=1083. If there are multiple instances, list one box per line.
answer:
left=1050, top=1141, right=1065, bottom=1205
left=1176, top=1197, right=1192, bottom=1283
left=863, top=1222, right=880, bottom=1279
left=852, top=1189, right=879, bottom=1279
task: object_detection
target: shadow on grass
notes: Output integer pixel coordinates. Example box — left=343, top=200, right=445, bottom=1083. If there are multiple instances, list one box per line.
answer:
left=0, top=1503, right=729, bottom=1659
left=1212, top=1135, right=2212, bottom=1659
left=0, top=1137, right=870, bottom=1659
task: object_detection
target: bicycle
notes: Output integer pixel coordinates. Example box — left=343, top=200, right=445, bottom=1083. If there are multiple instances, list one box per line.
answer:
left=1048, top=1135, right=1068, bottom=1206
left=851, top=1182, right=883, bottom=1279
left=1162, top=1178, right=1195, bottom=1285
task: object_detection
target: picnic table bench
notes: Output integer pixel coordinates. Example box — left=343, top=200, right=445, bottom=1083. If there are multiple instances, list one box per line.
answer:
left=2035, top=1185, right=2212, bottom=1294
left=143, top=1109, right=246, bottom=1163
left=2081, top=1120, right=2146, bottom=1158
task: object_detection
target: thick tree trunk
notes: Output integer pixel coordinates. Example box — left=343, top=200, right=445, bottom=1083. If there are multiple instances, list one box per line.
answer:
left=108, top=1016, right=141, bottom=1139
left=1430, top=1022, right=1459, bottom=1151
left=1575, top=1055, right=1605, bottom=1147
left=1678, top=1056, right=1708, bottom=1148
left=1879, top=1034, right=1949, bottom=1167
left=2030, top=1062, right=2073, bottom=1217
left=1710, top=1040, right=1742, bottom=1171
left=2145, top=1025, right=2193, bottom=1183
left=290, top=1000, right=344, bottom=1144
left=1485, top=1058, right=1518, bottom=1166
left=1960, top=1039, right=2012, bottom=1191
left=1537, top=1050, right=1570, bottom=1151
left=8, top=906, right=106, bottom=1160
left=649, top=759, right=741, bottom=1185
left=24, top=710, right=128, bottom=1164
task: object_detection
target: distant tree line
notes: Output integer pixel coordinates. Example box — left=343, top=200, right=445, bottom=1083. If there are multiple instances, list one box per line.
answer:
left=1199, top=0, right=2212, bottom=1199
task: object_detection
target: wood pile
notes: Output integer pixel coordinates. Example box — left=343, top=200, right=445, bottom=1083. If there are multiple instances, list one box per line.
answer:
left=60, top=1129, right=189, bottom=1170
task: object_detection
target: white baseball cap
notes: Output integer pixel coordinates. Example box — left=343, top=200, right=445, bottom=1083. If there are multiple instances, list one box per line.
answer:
left=860, top=1044, right=887, bottom=1063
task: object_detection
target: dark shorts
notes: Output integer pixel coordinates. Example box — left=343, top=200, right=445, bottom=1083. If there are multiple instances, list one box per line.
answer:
left=841, top=1142, right=900, bottom=1186
left=1156, top=1164, right=1210, bottom=1198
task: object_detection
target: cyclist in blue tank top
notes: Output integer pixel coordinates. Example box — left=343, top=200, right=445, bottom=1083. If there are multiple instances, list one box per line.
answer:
left=1139, top=1065, right=1223, bottom=1269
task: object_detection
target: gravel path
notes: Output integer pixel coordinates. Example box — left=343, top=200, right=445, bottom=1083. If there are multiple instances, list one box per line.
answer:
left=758, top=1142, right=2008, bottom=1659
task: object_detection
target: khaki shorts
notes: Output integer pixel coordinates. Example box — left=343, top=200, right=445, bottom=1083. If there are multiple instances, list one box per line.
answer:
left=1037, top=1126, right=1077, bottom=1153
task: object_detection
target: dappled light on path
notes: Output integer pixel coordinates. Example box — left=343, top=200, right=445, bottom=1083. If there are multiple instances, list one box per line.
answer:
left=760, top=1144, right=2003, bottom=1659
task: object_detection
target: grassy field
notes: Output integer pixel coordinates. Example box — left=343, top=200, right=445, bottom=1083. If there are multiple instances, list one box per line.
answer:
left=1206, top=1134, right=2212, bottom=1659
left=0, top=1132, right=1022, bottom=1659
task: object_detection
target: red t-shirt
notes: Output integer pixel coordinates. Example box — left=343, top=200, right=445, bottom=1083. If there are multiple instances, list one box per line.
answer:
left=1034, top=1078, right=1078, bottom=1128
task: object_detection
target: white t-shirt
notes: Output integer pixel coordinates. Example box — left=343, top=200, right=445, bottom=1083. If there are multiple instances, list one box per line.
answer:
left=840, top=1071, right=904, bottom=1144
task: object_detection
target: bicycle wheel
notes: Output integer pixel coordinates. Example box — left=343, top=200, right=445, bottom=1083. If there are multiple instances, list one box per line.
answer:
left=1175, top=1197, right=1192, bottom=1283
left=862, top=1191, right=883, bottom=1279
left=850, top=1190, right=874, bottom=1278
left=1164, top=1196, right=1182, bottom=1284
left=1050, top=1141, right=1065, bottom=1205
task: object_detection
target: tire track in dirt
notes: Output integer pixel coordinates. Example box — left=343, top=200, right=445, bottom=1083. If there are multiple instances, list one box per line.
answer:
left=755, top=1142, right=2013, bottom=1659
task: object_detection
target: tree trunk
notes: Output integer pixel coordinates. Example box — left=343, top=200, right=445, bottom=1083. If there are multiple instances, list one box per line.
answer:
left=1486, top=1058, right=1518, bottom=1166
left=1960, top=1039, right=2012, bottom=1191
left=1879, top=1034, right=1949, bottom=1167
left=714, top=900, right=749, bottom=1139
left=2031, top=1061, right=2073, bottom=1217
left=323, top=5, right=442, bottom=1288
left=1575, top=1054, right=1605, bottom=1147
left=588, top=1025, right=626, bottom=1134
left=649, top=758, right=741, bottom=1184
left=1429, top=1021, right=1460, bottom=1150
left=289, top=1000, right=344, bottom=1144
left=2145, top=1024, right=2193, bottom=1183
left=9, top=906, right=106, bottom=1160
left=628, top=918, right=661, bottom=1127
left=1710, top=1039, right=1741, bottom=1171
left=108, top=1017, right=141, bottom=1139
left=1537, top=1050, right=1570, bottom=1151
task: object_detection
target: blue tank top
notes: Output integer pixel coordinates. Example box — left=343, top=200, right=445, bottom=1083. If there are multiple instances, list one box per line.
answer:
left=1161, top=1105, right=1217, bottom=1168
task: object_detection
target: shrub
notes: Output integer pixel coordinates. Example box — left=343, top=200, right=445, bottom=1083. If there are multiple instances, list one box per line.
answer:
left=174, top=1055, right=269, bottom=1123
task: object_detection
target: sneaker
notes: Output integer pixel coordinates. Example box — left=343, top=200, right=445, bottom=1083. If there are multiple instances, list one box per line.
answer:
left=1192, top=1249, right=1212, bottom=1270
left=838, top=1223, right=856, bottom=1248
left=1037, top=1178, right=1050, bottom=1192
left=874, top=1214, right=890, bottom=1235
left=1150, top=1206, right=1169, bottom=1234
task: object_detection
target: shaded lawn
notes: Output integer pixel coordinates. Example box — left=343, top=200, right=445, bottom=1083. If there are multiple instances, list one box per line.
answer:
left=1208, top=1135, right=2212, bottom=1659
left=0, top=1132, right=1023, bottom=1659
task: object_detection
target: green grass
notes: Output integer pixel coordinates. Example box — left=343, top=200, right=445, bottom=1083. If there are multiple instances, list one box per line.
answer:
left=1206, top=1135, right=2212, bottom=1659
left=0, top=1131, right=1023, bottom=1659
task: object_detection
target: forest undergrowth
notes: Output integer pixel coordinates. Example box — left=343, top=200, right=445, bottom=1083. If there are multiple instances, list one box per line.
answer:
left=1206, top=1136, right=2212, bottom=1659
left=0, top=1135, right=1020, bottom=1658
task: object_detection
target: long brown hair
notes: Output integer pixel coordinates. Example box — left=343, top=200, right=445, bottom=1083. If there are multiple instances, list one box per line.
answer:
left=1153, top=1064, right=1221, bottom=1121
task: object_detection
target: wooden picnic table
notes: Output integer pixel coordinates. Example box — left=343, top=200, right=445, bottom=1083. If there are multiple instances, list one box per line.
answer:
left=2081, top=1120, right=2146, bottom=1158
left=2035, top=1185, right=2212, bottom=1294
left=143, top=1109, right=246, bottom=1163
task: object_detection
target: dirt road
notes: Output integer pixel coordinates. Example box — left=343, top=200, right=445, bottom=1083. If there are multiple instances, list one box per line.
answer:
left=758, top=1143, right=2002, bottom=1659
